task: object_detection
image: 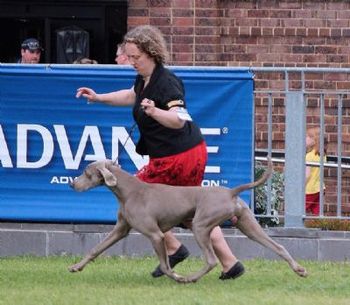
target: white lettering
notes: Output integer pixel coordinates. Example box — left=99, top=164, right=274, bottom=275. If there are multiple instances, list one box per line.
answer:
left=54, top=125, right=106, bottom=170
left=111, top=127, right=148, bottom=169
left=17, top=124, right=54, bottom=168
left=0, top=125, right=13, bottom=167
left=50, top=176, right=59, bottom=183
left=202, top=179, right=220, bottom=187
left=50, top=176, right=76, bottom=184
left=201, top=128, right=220, bottom=173
left=205, top=166, right=220, bottom=174
left=1, top=125, right=221, bottom=171
left=200, top=128, right=221, bottom=135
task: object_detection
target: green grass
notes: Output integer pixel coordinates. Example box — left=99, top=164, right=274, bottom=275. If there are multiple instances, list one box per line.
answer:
left=0, top=256, right=349, bottom=305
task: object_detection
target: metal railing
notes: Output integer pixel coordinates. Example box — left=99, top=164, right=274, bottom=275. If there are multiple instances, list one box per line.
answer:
left=251, top=67, right=350, bottom=227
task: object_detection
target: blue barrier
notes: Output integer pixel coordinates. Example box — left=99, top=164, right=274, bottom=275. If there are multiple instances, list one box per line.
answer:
left=0, top=64, right=254, bottom=223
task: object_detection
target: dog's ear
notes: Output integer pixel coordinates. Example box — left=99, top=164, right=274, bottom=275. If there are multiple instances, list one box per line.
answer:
left=97, top=166, right=117, bottom=187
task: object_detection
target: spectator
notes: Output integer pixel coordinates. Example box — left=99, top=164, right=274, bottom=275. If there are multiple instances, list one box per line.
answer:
left=18, top=38, right=43, bottom=64
left=305, top=126, right=327, bottom=215
left=115, top=43, right=130, bottom=65
left=73, top=57, right=98, bottom=64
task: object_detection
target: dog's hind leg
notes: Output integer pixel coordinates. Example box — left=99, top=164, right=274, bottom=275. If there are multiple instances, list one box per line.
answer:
left=68, top=212, right=131, bottom=273
left=236, top=204, right=307, bottom=277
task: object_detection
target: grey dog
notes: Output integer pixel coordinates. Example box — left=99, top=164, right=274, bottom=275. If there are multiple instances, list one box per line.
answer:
left=68, top=159, right=307, bottom=283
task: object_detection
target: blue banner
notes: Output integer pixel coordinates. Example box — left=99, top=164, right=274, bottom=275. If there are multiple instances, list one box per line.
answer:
left=0, top=64, right=254, bottom=223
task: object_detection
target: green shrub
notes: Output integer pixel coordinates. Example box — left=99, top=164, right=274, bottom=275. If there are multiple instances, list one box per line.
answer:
left=254, top=161, right=284, bottom=227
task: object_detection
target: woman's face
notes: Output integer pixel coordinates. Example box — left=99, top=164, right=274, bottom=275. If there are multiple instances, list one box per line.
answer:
left=125, top=42, right=155, bottom=76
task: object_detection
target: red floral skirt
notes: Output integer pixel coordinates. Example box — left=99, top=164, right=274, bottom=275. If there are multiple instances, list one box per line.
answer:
left=136, top=141, right=207, bottom=186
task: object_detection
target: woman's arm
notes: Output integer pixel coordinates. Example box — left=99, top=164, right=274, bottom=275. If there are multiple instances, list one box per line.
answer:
left=141, top=99, right=186, bottom=129
left=76, top=87, right=136, bottom=106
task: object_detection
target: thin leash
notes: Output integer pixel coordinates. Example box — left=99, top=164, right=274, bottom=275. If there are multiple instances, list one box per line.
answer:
left=112, top=122, right=138, bottom=165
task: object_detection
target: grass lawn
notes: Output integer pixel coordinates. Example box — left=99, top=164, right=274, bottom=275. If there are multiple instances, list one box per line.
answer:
left=0, top=256, right=349, bottom=305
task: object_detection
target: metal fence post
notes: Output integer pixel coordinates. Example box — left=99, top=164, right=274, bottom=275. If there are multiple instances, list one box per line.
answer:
left=284, top=92, right=305, bottom=228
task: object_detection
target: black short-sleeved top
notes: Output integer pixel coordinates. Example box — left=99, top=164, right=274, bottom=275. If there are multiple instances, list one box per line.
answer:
left=132, top=64, right=203, bottom=158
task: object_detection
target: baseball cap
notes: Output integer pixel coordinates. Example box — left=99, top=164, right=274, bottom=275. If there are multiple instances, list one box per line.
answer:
left=21, top=38, right=44, bottom=51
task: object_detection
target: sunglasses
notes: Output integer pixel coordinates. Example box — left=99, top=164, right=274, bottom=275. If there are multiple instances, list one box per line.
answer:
left=21, top=41, right=42, bottom=50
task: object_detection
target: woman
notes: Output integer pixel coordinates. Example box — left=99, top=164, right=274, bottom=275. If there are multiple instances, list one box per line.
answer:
left=76, top=25, right=244, bottom=280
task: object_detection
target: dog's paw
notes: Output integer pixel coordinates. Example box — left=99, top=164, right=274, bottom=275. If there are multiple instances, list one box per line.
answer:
left=175, top=277, right=190, bottom=284
left=294, top=265, right=308, bottom=277
left=68, top=263, right=84, bottom=273
left=174, top=274, right=199, bottom=284
left=171, top=273, right=187, bottom=283
left=182, top=276, right=199, bottom=283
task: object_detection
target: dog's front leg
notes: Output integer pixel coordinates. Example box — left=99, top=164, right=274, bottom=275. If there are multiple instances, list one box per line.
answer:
left=148, top=231, right=185, bottom=282
left=68, top=214, right=131, bottom=273
left=182, top=225, right=217, bottom=283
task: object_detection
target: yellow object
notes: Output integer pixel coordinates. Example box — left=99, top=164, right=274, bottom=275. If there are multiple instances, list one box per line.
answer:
left=305, top=149, right=326, bottom=194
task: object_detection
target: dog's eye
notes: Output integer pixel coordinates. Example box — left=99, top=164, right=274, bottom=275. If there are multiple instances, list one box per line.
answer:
left=84, top=170, right=92, bottom=179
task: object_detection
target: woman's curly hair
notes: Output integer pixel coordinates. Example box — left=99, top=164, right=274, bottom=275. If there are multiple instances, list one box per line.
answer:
left=123, top=25, right=169, bottom=64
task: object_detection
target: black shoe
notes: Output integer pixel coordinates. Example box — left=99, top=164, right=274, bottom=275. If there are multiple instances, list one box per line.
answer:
left=219, top=261, right=245, bottom=280
left=151, top=244, right=190, bottom=278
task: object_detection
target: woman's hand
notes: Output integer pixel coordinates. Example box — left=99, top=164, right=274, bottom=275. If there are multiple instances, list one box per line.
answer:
left=141, top=98, right=185, bottom=129
left=76, top=87, right=99, bottom=103
left=141, top=98, right=156, bottom=116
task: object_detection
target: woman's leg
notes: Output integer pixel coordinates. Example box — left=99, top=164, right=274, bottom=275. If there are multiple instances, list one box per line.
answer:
left=210, top=226, right=245, bottom=280
left=151, top=231, right=189, bottom=277
left=210, top=226, right=237, bottom=271
left=164, top=231, right=182, bottom=254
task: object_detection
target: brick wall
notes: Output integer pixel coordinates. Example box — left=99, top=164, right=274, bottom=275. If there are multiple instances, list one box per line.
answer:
left=128, top=0, right=350, bottom=67
left=127, top=0, right=350, bottom=215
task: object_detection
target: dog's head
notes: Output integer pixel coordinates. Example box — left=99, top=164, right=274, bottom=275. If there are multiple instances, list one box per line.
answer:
left=70, top=160, right=118, bottom=192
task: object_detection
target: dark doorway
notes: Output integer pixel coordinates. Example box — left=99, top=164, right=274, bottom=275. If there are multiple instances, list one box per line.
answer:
left=0, top=0, right=127, bottom=64
left=0, top=18, right=45, bottom=63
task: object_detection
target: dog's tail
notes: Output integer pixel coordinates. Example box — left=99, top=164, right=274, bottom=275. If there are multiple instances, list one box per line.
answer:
left=230, top=158, right=273, bottom=197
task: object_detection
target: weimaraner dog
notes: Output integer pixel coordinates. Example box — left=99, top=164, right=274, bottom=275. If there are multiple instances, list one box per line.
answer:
left=68, top=159, right=307, bottom=283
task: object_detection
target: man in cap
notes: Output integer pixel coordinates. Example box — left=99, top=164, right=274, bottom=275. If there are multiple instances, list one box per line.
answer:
left=18, top=38, right=43, bottom=64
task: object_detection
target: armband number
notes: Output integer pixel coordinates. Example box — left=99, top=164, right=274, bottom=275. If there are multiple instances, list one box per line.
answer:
left=176, top=108, right=192, bottom=121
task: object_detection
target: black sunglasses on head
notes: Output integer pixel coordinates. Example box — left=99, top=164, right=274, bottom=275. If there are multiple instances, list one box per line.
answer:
left=21, top=41, right=42, bottom=50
